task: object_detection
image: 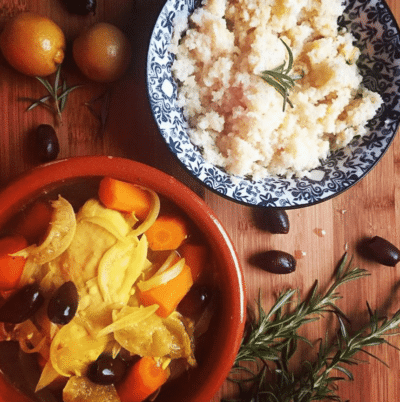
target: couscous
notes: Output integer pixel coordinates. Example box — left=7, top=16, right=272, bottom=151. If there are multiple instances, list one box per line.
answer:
left=170, top=0, right=383, bottom=178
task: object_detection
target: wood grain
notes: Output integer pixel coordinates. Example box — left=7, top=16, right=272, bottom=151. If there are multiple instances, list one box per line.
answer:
left=1, top=1, right=400, bottom=401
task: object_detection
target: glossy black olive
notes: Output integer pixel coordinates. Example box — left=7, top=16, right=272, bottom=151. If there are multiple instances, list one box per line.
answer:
left=177, top=285, right=211, bottom=318
left=0, top=284, right=44, bottom=323
left=33, top=124, right=60, bottom=162
left=249, top=250, right=296, bottom=274
left=62, top=0, right=97, bottom=15
left=47, top=281, right=79, bottom=325
left=87, top=354, right=127, bottom=385
left=365, top=236, right=400, bottom=267
left=253, top=209, right=290, bottom=234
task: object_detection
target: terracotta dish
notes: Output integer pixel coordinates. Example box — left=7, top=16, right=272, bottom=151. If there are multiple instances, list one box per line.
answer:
left=0, top=156, right=246, bottom=402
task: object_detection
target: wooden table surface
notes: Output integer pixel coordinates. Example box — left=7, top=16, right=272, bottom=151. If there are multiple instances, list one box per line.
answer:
left=1, top=0, right=400, bottom=401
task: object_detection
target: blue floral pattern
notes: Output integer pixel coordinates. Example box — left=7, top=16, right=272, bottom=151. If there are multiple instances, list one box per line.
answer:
left=146, top=0, right=400, bottom=208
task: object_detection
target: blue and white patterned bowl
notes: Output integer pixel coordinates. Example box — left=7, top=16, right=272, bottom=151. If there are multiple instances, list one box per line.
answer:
left=147, top=0, right=400, bottom=208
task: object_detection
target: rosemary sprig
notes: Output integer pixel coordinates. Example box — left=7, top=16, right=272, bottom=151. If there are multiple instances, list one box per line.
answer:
left=259, top=39, right=301, bottom=112
left=255, top=307, right=400, bottom=402
left=300, top=308, right=400, bottom=402
left=225, top=254, right=400, bottom=402
left=232, top=254, right=368, bottom=370
left=22, top=65, right=82, bottom=122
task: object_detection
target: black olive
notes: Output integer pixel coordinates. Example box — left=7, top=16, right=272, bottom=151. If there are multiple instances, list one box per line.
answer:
left=62, top=0, right=97, bottom=15
left=364, top=236, right=400, bottom=267
left=47, top=281, right=79, bottom=325
left=253, top=209, right=290, bottom=234
left=177, top=285, right=211, bottom=318
left=249, top=250, right=296, bottom=274
left=87, top=354, right=127, bottom=385
left=0, top=284, right=44, bottom=323
left=33, top=124, right=60, bottom=162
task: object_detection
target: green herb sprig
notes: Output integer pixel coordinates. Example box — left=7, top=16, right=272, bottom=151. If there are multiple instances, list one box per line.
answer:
left=22, top=65, right=82, bottom=122
left=225, top=254, right=400, bottom=402
left=259, top=39, right=302, bottom=112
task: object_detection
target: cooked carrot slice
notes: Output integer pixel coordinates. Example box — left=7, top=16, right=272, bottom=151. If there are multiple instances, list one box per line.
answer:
left=116, top=356, right=169, bottom=402
left=139, top=264, right=193, bottom=318
left=98, top=177, right=152, bottom=220
left=145, top=215, right=188, bottom=251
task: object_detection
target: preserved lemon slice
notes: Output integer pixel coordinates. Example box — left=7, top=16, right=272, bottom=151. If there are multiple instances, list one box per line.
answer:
left=50, top=319, right=108, bottom=377
left=30, top=196, right=77, bottom=264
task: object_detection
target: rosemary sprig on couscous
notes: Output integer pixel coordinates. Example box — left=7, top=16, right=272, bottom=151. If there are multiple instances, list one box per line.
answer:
left=170, top=0, right=383, bottom=178
left=259, top=39, right=302, bottom=111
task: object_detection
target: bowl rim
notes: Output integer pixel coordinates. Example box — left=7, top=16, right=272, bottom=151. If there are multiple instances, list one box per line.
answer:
left=146, top=0, right=400, bottom=209
left=0, top=155, right=246, bottom=402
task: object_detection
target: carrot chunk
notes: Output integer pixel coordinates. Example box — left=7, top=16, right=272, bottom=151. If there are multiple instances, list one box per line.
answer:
left=116, top=356, right=169, bottom=402
left=0, top=235, right=28, bottom=290
left=145, top=215, right=188, bottom=251
left=139, top=264, right=193, bottom=318
left=14, top=200, right=53, bottom=244
left=179, top=243, right=209, bottom=282
left=98, top=177, right=152, bottom=220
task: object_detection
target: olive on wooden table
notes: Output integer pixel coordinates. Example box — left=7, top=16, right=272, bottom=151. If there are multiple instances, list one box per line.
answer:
left=364, top=236, right=400, bottom=267
left=178, top=284, right=211, bottom=319
left=47, top=281, right=79, bottom=325
left=61, top=0, right=97, bottom=15
left=249, top=250, right=296, bottom=274
left=253, top=209, right=290, bottom=234
left=33, top=124, right=60, bottom=162
left=0, top=283, right=44, bottom=323
left=87, top=354, right=127, bottom=385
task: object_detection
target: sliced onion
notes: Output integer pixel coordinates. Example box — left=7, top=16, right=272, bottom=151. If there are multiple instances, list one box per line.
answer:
left=29, top=196, right=77, bottom=265
left=10, top=245, right=35, bottom=259
left=98, top=235, right=148, bottom=304
left=50, top=324, right=76, bottom=377
left=131, top=188, right=160, bottom=236
left=111, top=342, right=122, bottom=358
left=77, top=199, right=131, bottom=238
left=17, top=254, right=40, bottom=286
left=124, top=211, right=139, bottom=227
left=97, top=305, right=159, bottom=338
left=35, top=360, right=61, bottom=392
left=137, top=258, right=185, bottom=292
left=161, top=357, right=172, bottom=371
left=157, top=251, right=180, bottom=275
left=117, top=235, right=149, bottom=300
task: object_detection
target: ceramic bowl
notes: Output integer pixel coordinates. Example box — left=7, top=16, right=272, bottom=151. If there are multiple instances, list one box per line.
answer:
left=0, top=156, right=246, bottom=402
left=147, top=0, right=400, bottom=208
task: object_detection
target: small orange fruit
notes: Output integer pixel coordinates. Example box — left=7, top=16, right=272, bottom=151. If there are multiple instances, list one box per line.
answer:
left=0, top=12, right=66, bottom=77
left=72, top=22, right=132, bottom=83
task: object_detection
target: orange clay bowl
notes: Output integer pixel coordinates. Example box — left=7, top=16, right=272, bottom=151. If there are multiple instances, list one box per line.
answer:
left=0, top=156, right=246, bottom=402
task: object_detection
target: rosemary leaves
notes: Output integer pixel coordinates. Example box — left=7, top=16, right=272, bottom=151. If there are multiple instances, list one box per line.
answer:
left=22, top=65, right=82, bottom=122
left=225, top=254, right=400, bottom=402
left=259, top=39, right=301, bottom=112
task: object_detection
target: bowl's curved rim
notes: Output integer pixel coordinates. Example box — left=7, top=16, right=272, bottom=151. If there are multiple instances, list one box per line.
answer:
left=0, top=155, right=246, bottom=402
left=146, top=0, right=400, bottom=209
